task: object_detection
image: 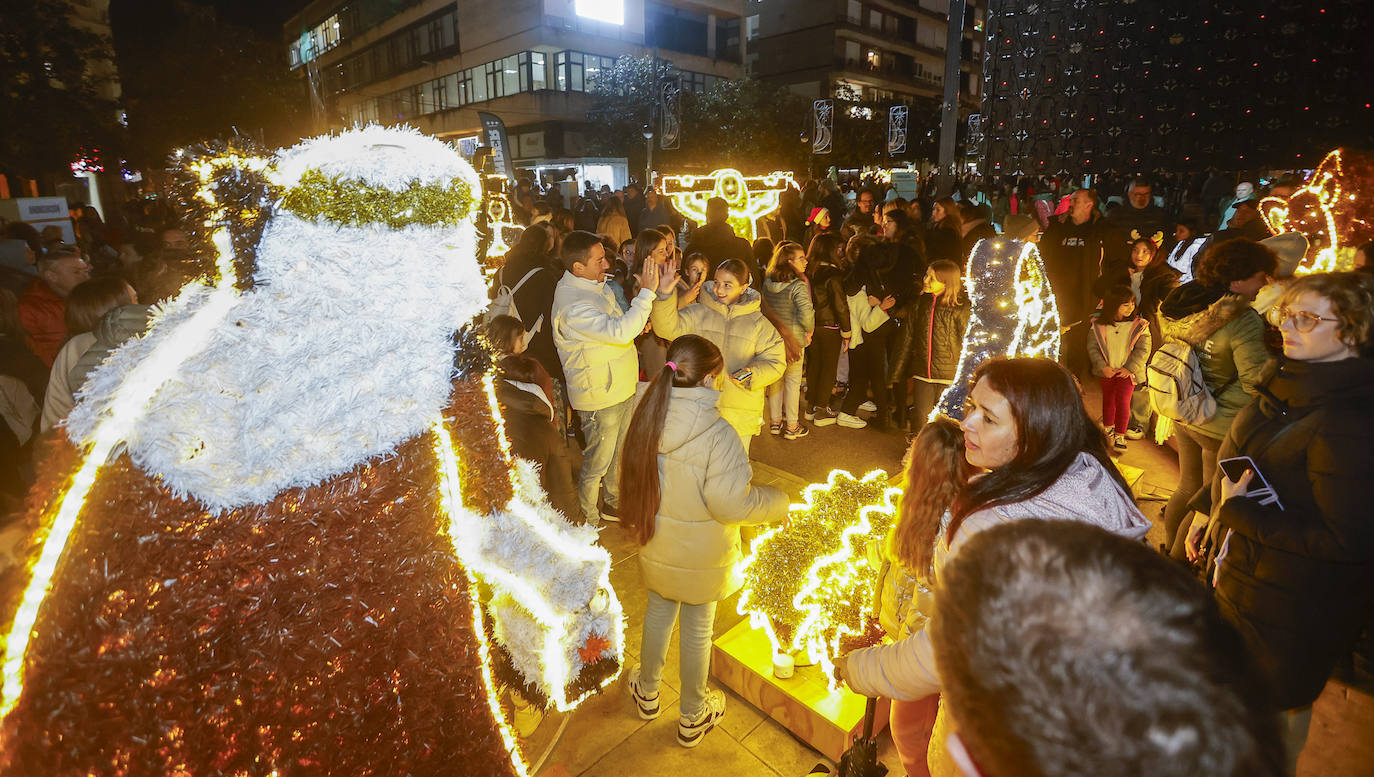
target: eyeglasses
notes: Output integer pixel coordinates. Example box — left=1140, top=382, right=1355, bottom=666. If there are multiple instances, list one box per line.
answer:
left=1267, top=306, right=1340, bottom=333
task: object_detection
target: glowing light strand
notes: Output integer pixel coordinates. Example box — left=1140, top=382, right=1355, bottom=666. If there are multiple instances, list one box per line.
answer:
left=1259, top=148, right=1371, bottom=274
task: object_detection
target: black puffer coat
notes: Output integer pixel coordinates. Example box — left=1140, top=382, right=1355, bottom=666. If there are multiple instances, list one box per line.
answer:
left=889, top=292, right=971, bottom=384
left=1206, top=357, right=1374, bottom=709
left=810, top=263, right=852, bottom=335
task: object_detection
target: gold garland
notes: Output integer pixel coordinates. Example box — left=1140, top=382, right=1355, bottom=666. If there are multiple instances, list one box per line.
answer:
left=281, top=168, right=477, bottom=229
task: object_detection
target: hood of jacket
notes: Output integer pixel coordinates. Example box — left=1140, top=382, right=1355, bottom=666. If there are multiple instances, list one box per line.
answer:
left=1159, top=283, right=1252, bottom=346
left=763, top=278, right=803, bottom=295
left=698, top=282, right=762, bottom=318
left=1261, top=356, right=1374, bottom=410
left=496, top=377, right=554, bottom=420
left=994, top=452, right=1152, bottom=541
left=95, top=304, right=152, bottom=349
left=654, top=385, right=724, bottom=454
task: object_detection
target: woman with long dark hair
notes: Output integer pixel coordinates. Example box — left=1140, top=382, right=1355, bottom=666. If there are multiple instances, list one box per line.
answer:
left=890, top=260, right=970, bottom=433
left=621, top=334, right=788, bottom=748
left=836, top=357, right=1149, bottom=711
left=804, top=233, right=850, bottom=425
left=925, top=197, right=964, bottom=265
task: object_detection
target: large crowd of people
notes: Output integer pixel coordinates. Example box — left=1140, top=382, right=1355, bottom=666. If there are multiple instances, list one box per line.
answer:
left=3, top=167, right=1373, bottom=776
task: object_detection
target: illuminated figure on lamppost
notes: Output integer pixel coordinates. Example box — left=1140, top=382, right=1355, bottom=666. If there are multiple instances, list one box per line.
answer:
left=660, top=168, right=795, bottom=243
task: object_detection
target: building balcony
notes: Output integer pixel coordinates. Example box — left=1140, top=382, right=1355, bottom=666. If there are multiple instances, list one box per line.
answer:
left=832, top=57, right=944, bottom=97
left=834, top=18, right=946, bottom=60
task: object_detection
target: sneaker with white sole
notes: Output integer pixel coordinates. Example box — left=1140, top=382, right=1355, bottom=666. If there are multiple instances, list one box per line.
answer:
left=837, top=412, right=867, bottom=429
left=803, top=407, right=815, bottom=421
left=626, top=664, right=661, bottom=720
left=769, top=421, right=783, bottom=435
left=677, top=689, right=725, bottom=748
left=1124, top=425, right=1145, bottom=440
left=1112, top=433, right=1129, bottom=452
left=783, top=425, right=809, bottom=440
left=812, top=407, right=839, bottom=426
left=858, top=400, right=877, bottom=412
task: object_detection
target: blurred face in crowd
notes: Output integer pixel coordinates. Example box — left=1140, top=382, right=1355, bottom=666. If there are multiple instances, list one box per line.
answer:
left=1069, top=190, right=1095, bottom=222
left=712, top=268, right=747, bottom=306
left=42, top=254, right=92, bottom=297
left=961, top=378, right=1019, bottom=471
left=571, top=242, right=609, bottom=282
left=787, top=250, right=808, bottom=277
left=683, top=257, right=708, bottom=286
left=161, top=229, right=190, bottom=252
left=1130, top=241, right=1154, bottom=270
left=1276, top=292, right=1355, bottom=363
left=882, top=213, right=900, bottom=240
left=1229, top=268, right=1271, bottom=301
left=857, top=192, right=876, bottom=214
left=1128, top=184, right=1152, bottom=210
left=931, top=202, right=947, bottom=223
left=1117, top=299, right=1137, bottom=320
left=1175, top=223, right=1194, bottom=242
left=922, top=268, right=946, bottom=295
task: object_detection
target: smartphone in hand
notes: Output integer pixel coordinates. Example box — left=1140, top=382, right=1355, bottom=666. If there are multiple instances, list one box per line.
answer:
left=731, top=367, right=753, bottom=389
left=1218, top=456, right=1283, bottom=509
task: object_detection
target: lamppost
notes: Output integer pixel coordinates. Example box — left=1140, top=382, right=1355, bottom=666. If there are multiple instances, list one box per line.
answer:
left=642, top=124, right=654, bottom=192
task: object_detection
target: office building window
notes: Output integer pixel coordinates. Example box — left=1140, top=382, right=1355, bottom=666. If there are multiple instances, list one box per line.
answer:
left=847, top=0, right=862, bottom=24
left=556, top=50, right=616, bottom=93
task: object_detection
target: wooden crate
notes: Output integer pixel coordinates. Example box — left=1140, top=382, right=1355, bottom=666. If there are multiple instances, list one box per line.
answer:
left=711, top=619, right=889, bottom=762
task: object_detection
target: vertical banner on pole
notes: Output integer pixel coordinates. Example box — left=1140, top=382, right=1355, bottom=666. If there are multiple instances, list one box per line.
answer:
left=812, top=99, right=833, bottom=155
left=476, top=111, right=516, bottom=181
left=887, top=105, right=909, bottom=155
left=660, top=77, right=681, bottom=150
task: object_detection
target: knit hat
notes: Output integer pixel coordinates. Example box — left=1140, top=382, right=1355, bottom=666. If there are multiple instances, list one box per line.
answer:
left=808, top=207, right=830, bottom=226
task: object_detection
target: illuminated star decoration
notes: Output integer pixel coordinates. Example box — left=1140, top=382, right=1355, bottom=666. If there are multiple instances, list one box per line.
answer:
left=660, top=168, right=795, bottom=243
left=936, top=238, right=1061, bottom=420
left=1259, top=148, right=1374, bottom=274
left=737, top=469, right=902, bottom=689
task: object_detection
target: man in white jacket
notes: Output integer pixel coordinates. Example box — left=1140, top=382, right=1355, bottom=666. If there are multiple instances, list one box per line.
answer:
left=552, top=230, right=660, bottom=526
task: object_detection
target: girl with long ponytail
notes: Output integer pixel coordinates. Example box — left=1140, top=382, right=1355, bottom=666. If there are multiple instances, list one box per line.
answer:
left=620, top=334, right=789, bottom=749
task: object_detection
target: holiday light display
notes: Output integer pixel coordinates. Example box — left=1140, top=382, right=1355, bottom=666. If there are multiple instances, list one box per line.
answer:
left=737, top=469, right=902, bottom=688
left=660, top=168, right=795, bottom=242
left=0, top=126, right=619, bottom=777
left=1260, top=148, right=1374, bottom=274
left=937, top=238, right=1061, bottom=419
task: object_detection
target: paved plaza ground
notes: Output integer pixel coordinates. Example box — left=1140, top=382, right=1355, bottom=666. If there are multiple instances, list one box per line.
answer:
left=529, top=384, right=1373, bottom=777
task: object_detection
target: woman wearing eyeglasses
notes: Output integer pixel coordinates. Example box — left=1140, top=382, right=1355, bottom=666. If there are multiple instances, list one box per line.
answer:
left=1185, top=271, right=1374, bottom=771
left=1157, top=238, right=1278, bottom=560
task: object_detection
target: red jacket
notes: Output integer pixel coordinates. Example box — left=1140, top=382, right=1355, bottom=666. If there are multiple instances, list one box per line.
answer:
left=18, top=279, right=66, bottom=367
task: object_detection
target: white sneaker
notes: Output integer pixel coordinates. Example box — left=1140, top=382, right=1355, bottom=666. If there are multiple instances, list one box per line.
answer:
left=837, top=412, right=867, bottom=429
left=627, top=664, right=661, bottom=720
left=858, top=400, right=877, bottom=412
left=677, top=689, right=725, bottom=747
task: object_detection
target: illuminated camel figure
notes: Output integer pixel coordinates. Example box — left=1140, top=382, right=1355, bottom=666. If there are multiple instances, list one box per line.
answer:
left=0, top=126, right=621, bottom=777
left=936, top=237, right=1061, bottom=418
left=1259, top=148, right=1374, bottom=274
left=661, top=168, right=795, bottom=243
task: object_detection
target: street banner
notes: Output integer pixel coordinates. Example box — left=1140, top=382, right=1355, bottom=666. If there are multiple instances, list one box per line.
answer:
left=888, top=105, right=909, bottom=155
left=813, top=99, right=833, bottom=155
left=476, top=111, right=515, bottom=181
left=660, top=77, right=681, bottom=150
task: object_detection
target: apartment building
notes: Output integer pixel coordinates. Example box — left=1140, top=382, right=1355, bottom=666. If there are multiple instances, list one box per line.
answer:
left=749, top=0, right=984, bottom=110
left=283, top=0, right=745, bottom=179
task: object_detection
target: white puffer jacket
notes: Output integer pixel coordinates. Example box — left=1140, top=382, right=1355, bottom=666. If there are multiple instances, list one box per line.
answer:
left=637, top=385, right=788, bottom=604
left=552, top=271, right=654, bottom=411
left=649, top=284, right=786, bottom=439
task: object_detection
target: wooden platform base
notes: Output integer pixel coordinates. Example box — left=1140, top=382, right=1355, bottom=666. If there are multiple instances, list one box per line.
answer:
left=711, top=619, right=889, bottom=762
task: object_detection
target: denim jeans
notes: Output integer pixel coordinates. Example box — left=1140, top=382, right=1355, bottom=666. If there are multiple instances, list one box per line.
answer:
left=767, top=359, right=805, bottom=427
left=638, top=590, right=717, bottom=718
left=576, top=395, right=634, bottom=525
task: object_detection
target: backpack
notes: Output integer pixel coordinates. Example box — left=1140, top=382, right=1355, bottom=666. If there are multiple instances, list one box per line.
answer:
left=485, top=266, right=544, bottom=333
left=1146, top=339, right=1219, bottom=425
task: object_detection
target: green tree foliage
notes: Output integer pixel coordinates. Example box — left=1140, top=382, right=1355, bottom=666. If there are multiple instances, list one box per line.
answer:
left=0, top=0, right=121, bottom=180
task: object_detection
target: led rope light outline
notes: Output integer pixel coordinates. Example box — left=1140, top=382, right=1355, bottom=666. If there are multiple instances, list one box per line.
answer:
left=660, top=168, right=795, bottom=243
